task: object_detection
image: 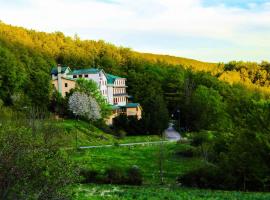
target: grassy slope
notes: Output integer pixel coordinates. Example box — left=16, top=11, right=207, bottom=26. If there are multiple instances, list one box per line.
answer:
left=71, top=143, right=202, bottom=185
left=51, top=119, right=116, bottom=148
left=71, top=142, right=270, bottom=200
left=53, top=119, right=161, bottom=148
left=74, top=184, right=270, bottom=200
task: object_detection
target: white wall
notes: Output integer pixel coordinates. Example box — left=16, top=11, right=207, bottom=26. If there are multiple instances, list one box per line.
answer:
left=99, top=71, right=108, bottom=101
left=107, top=85, right=114, bottom=105
left=68, top=71, right=109, bottom=102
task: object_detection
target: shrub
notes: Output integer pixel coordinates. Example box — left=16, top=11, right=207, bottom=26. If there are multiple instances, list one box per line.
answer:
left=105, top=167, right=126, bottom=184
left=176, top=148, right=195, bottom=158
left=177, top=164, right=222, bottom=189
left=115, top=129, right=127, bottom=139
left=79, top=168, right=99, bottom=183
left=175, top=144, right=196, bottom=158
left=126, top=165, right=143, bottom=185
left=0, top=122, right=78, bottom=200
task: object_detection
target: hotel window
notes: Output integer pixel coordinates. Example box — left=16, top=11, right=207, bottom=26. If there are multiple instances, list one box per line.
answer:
left=79, top=75, right=82, bottom=78
left=84, top=74, right=88, bottom=78
left=73, top=75, right=77, bottom=78
left=65, top=83, right=68, bottom=87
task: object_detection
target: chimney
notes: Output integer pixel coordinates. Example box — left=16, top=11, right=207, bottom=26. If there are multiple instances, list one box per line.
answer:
left=57, top=64, right=62, bottom=95
left=57, top=64, right=62, bottom=74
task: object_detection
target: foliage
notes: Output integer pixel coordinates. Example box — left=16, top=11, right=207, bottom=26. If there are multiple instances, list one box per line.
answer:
left=79, top=166, right=142, bottom=186
left=0, top=118, right=78, bottom=200
left=74, top=78, right=111, bottom=119
left=178, top=164, right=221, bottom=189
left=68, top=91, right=101, bottom=121
left=181, top=100, right=270, bottom=191
left=114, top=129, right=127, bottom=139
left=190, top=85, right=230, bottom=131
left=126, top=165, right=143, bottom=185
left=113, top=114, right=145, bottom=135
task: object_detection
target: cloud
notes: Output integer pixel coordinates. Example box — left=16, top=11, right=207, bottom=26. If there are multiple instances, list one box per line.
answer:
left=0, top=0, right=270, bottom=62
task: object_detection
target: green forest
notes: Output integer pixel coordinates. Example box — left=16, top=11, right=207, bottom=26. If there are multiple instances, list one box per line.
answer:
left=1, top=22, right=270, bottom=199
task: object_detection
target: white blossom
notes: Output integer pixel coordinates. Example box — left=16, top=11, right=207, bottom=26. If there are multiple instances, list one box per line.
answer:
left=68, top=92, right=101, bottom=121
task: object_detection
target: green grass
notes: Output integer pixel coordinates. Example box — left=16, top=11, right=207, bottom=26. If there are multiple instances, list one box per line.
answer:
left=51, top=119, right=116, bottom=147
left=118, top=135, right=161, bottom=144
left=71, top=143, right=202, bottom=184
left=73, top=184, right=270, bottom=200
left=53, top=119, right=162, bottom=148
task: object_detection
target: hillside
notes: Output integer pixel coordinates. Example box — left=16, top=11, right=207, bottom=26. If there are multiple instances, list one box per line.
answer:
left=0, top=22, right=215, bottom=70
left=137, top=52, right=217, bottom=72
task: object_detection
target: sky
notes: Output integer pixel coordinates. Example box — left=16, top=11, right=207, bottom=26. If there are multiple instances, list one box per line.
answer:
left=0, top=0, right=270, bottom=62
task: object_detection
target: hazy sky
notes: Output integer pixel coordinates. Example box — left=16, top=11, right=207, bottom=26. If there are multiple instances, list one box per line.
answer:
left=0, top=0, right=270, bottom=62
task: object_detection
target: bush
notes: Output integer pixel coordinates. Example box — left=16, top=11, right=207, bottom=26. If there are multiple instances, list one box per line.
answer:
left=0, top=122, right=78, bottom=200
left=94, top=120, right=114, bottom=134
left=175, top=144, right=196, bottom=158
left=177, top=164, right=222, bottom=189
left=176, top=148, right=195, bottom=158
left=126, top=165, right=143, bottom=185
left=79, top=168, right=99, bottom=183
left=115, top=129, right=127, bottom=139
left=103, top=166, right=143, bottom=185
left=104, top=167, right=126, bottom=184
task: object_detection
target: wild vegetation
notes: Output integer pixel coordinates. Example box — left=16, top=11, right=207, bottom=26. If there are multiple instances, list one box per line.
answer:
left=0, top=21, right=270, bottom=199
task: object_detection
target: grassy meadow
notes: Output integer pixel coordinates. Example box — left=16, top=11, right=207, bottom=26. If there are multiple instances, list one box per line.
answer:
left=70, top=142, right=202, bottom=184
left=73, top=184, right=270, bottom=200
left=69, top=140, right=270, bottom=200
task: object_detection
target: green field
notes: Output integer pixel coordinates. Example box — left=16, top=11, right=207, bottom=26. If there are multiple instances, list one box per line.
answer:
left=71, top=142, right=202, bottom=184
left=73, top=184, right=270, bottom=200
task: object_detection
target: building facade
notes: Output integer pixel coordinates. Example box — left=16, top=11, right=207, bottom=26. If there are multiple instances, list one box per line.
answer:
left=51, top=65, right=142, bottom=124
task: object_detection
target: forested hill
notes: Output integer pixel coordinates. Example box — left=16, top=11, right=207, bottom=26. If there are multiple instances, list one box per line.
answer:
left=135, top=52, right=216, bottom=71
left=0, top=21, right=270, bottom=110
left=0, top=22, right=215, bottom=70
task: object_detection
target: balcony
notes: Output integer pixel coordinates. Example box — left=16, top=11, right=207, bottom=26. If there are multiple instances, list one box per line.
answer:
left=113, top=93, right=128, bottom=96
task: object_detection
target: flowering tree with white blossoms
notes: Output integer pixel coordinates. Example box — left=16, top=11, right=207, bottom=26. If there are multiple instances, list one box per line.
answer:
left=68, top=92, right=101, bottom=121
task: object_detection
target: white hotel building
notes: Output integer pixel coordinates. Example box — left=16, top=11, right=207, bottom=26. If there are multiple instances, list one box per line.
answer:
left=51, top=65, right=142, bottom=124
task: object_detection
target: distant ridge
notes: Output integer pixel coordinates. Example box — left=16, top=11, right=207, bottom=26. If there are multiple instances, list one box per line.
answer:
left=0, top=21, right=216, bottom=72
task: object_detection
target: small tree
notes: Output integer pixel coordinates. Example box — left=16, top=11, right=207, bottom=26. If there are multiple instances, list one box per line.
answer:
left=75, top=79, right=111, bottom=119
left=68, top=92, right=101, bottom=121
